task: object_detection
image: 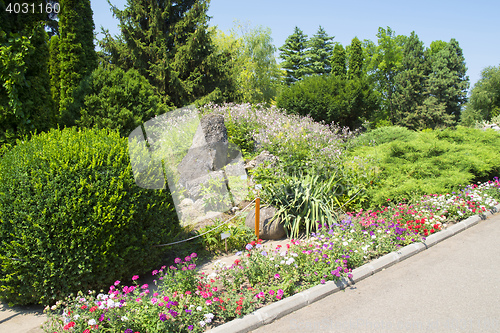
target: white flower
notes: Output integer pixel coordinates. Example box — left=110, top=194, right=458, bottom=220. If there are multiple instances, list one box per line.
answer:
left=280, top=260, right=285, bottom=264
left=88, top=319, right=97, bottom=325
left=199, top=321, right=206, bottom=327
left=196, top=306, right=203, bottom=311
left=342, top=241, right=348, bottom=246
left=285, top=258, right=295, bottom=265
left=371, top=235, right=376, bottom=239
left=51, top=305, right=57, bottom=311
left=73, top=314, right=80, bottom=320
left=121, top=316, right=128, bottom=321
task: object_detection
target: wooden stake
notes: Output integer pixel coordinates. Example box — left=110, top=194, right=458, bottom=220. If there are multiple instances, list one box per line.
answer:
left=255, top=197, right=260, bottom=239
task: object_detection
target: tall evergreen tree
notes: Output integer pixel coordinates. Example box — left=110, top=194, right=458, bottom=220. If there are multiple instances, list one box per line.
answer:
left=306, top=26, right=334, bottom=75
left=58, top=0, right=98, bottom=125
left=279, top=26, right=309, bottom=85
left=100, top=0, right=231, bottom=107
left=48, top=34, right=61, bottom=112
left=392, top=31, right=429, bottom=129
left=348, top=37, right=363, bottom=79
left=426, top=38, right=469, bottom=123
left=331, top=43, right=346, bottom=78
left=0, top=1, right=56, bottom=146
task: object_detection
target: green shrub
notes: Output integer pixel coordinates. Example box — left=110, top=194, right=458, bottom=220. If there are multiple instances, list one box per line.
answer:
left=0, top=127, right=180, bottom=305
left=75, top=65, right=169, bottom=137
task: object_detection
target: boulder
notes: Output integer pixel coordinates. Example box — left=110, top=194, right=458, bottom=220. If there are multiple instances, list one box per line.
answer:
left=245, top=150, right=278, bottom=170
left=245, top=205, right=286, bottom=240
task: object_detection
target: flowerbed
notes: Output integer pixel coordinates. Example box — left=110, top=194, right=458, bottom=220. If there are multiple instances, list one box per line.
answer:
left=43, top=178, right=500, bottom=333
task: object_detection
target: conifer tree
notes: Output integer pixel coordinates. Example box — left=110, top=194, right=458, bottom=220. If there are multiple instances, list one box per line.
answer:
left=306, top=26, right=334, bottom=75
left=279, top=26, right=309, bottom=85
left=58, top=0, right=98, bottom=125
left=348, top=37, right=363, bottom=79
left=48, top=34, right=61, bottom=112
left=426, top=38, right=469, bottom=122
left=100, top=0, right=231, bottom=107
left=392, top=31, right=429, bottom=129
left=331, top=43, right=347, bottom=78
left=0, top=1, right=56, bottom=146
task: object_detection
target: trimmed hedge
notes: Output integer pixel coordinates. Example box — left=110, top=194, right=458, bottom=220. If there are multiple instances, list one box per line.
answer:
left=0, top=127, right=179, bottom=305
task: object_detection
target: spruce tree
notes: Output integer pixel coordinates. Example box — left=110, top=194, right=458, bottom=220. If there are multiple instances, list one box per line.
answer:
left=100, top=0, right=230, bottom=107
left=58, top=0, right=97, bottom=125
left=331, top=43, right=347, bottom=78
left=306, top=26, right=334, bottom=75
left=279, top=26, right=309, bottom=85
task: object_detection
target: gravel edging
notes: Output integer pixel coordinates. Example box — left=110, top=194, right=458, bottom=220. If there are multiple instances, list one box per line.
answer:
left=207, top=203, right=500, bottom=333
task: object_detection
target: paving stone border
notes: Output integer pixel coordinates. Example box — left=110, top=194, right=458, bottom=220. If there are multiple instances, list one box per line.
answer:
left=208, top=203, right=500, bottom=333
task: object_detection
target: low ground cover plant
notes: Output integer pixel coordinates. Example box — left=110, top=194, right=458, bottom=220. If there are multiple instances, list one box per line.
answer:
left=351, top=126, right=500, bottom=207
left=42, top=178, right=500, bottom=333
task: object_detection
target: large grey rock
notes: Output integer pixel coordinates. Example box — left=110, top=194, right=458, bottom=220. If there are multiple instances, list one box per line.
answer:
left=245, top=205, right=286, bottom=240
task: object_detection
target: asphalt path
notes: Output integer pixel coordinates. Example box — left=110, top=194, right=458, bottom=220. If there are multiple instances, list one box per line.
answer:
left=251, top=214, right=500, bottom=333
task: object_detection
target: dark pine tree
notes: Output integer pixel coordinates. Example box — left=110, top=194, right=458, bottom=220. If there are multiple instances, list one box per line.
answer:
left=279, top=26, right=309, bottom=85
left=331, top=43, right=347, bottom=78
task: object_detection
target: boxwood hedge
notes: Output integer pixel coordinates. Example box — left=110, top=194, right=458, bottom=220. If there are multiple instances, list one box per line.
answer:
left=0, top=127, right=179, bottom=305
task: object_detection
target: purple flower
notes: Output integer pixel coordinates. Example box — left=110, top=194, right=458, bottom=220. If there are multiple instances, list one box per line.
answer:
left=174, top=258, right=182, bottom=264
left=124, top=329, right=133, bottom=333
left=152, top=270, right=158, bottom=275
left=188, top=325, right=194, bottom=330
left=185, top=256, right=191, bottom=262
left=245, top=244, right=253, bottom=250
left=159, top=313, right=167, bottom=321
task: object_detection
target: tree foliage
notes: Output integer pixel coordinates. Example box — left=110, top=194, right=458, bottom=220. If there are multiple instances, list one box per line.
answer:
left=306, top=26, right=334, bottom=75
left=461, top=65, right=500, bottom=125
left=100, top=0, right=232, bottom=107
left=0, top=1, right=56, bottom=147
left=331, top=43, right=347, bottom=78
left=57, top=0, right=98, bottom=126
left=212, top=23, right=281, bottom=104
left=279, top=26, right=309, bottom=85
left=76, top=65, right=169, bottom=137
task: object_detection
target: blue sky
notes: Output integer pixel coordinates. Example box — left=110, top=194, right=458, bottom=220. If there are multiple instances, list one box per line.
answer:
left=92, top=0, right=500, bottom=90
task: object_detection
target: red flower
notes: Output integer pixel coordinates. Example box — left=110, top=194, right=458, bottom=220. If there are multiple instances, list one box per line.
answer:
left=81, top=305, right=88, bottom=310
left=89, top=306, right=98, bottom=312
left=234, top=259, right=241, bottom=265
left=63, top=321, right=75, bottom=330
left=83, top=329, right=90, bottom=333
left=250, top=240, right=256, bottom=246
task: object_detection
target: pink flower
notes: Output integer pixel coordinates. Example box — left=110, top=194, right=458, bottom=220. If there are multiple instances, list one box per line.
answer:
left=141, top=284, right=148, bottom=289
left=268, top=290, right=275, bottom=296
left=190, top=253, right=197, bottom=258
left=174, top=258, right=182, bottom=264
left=152, top=270, right=158, bottom=275
left=185, top=256, right=191, bottom=262
left=274, top=274, right=280, bottom=279
left=132, top=275, right=139, bottom=281
left=114, top=280, right=120, bottom=286
left=206, top=299, right=212, bottom=305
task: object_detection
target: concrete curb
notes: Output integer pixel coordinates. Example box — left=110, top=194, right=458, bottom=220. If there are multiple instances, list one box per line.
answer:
left=207, top=203, right=500, bottom=333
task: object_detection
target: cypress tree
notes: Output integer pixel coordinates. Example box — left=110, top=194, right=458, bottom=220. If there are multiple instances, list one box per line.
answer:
left=331, top=43, right=347, bottom=78
left=348, top=37, right=363, bottom=79
left=306, top=26, right=334, bottom=75
left=279, top=26, right=309, bottom=85
left=58, top=0, right=97, bottom=125
left=49, top=34, right=61, bottom=112
left=0, top=1, right=56, bottom=146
